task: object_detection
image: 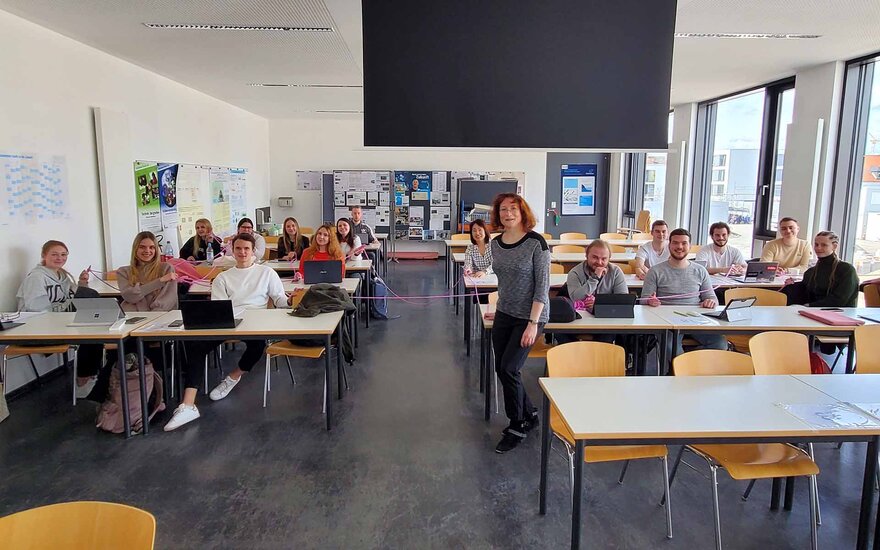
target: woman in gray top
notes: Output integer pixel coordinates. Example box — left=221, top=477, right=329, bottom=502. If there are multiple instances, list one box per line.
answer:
left=487, top=193, right=550, bottom=453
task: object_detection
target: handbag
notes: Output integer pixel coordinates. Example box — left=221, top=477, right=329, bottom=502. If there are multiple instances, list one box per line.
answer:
left=548, top=296, right=578, bottom=323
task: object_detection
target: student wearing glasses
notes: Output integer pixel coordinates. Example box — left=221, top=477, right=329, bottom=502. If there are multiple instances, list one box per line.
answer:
left=225, top=218, right=266, bottom=260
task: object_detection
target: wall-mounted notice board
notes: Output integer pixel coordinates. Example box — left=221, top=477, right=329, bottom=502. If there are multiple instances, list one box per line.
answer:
left=392, top=171, right=451, bottom=241
left=321, top=170, right=392, bottom=233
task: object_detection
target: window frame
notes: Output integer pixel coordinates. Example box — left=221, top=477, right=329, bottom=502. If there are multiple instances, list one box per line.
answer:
left=621, top=152, right=646, bottom=223
left=754, top=78, right=796, bottom=239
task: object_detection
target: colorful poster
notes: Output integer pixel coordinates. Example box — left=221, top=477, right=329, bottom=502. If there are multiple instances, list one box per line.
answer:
left=157, top=163, right=179, bottom=246
left=210, top=168, right=231, bottom=232
left=0, top=153, right=70, bottom=224
left=176, top=164, right=207, bottom=242
left=560, top=164, right=596, bottom=216
left=227, top=168, right=248, bottom=227
left=134, top=161, right=161, bottom=231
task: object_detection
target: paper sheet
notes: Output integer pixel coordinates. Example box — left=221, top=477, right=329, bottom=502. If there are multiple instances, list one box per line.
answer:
left=779, top=403, right=880, bottom=430
left=409, top=206, right=424, bottom=227
left=296, top=171, right=323, bottom=191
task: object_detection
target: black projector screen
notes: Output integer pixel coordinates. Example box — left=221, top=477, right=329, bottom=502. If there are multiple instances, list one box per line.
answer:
left=362, top=0, right=677, bottom=149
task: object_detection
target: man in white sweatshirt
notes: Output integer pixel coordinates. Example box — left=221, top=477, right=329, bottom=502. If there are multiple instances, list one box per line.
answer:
left=165, top=233, right=293, bottom=431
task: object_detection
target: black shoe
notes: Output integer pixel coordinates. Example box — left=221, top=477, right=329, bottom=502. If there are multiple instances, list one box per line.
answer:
left=495, top=431, right=525, bottom=453
left=523, top=412, right=540, bottom=433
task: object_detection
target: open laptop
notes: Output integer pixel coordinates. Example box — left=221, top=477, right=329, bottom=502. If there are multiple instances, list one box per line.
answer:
left=68, top=298, right=125, bottom=326
left=303, top=260, right=344, bottom=284
left=180, top=300, right=243, bottom=329
left=592, top=294, right=637, bottom=318
left=0, top=320, right=24, bottom=330
left=702, top=296, right=757, bottom=321
left=731, top=261, right=779, bottom=283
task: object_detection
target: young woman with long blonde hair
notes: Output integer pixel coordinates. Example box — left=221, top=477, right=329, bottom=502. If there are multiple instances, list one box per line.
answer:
left=180, top=218, right=221, bottom=261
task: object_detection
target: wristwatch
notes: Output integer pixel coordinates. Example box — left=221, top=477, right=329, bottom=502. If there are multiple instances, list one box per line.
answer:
left=528, top=319, right=539, bottom=325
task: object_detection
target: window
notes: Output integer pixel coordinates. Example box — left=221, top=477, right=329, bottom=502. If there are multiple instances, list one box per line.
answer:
left=644, top=183, right=656, bottom=197
left=830, top=52, right=880, bottom=275
left=621, top=112, right=673, bottom=226
left=646, top=169, right=656, bottom=183
left=692, top=78, right=796, bottom=257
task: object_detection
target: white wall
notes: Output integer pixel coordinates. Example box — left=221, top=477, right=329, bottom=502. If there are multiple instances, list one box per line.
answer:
left=268, top=117, right=548, bottom=241
left=0, top=10, right=269, bottom=390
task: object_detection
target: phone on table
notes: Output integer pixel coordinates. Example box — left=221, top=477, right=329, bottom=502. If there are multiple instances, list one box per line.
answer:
left=168, top=319, right=184, bottom=327
left=125, top=316, right=147, bottom=324
left=820, top=308, right=844, bottom=312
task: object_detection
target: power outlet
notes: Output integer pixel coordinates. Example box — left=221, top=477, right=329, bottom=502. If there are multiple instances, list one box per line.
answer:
left=550, top=201, right=557, bottom=208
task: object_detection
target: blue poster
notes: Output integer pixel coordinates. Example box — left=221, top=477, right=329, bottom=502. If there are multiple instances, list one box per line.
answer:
left=560, top=164, right=596, bottom=215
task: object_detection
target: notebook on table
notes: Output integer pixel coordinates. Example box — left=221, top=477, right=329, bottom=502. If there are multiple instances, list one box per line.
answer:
left=798, top=309, right=865, bottom=326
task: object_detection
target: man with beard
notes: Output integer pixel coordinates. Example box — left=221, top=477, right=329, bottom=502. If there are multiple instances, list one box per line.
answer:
left=695, top=222, right=747, bottom=275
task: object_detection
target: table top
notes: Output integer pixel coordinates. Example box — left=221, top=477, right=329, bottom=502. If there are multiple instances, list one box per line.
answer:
left=539, top=375, right=880, bottom=441
left=132, top=309, right=345, bottom=338
left=262, top=259, right=372, bottom=272
left=0, top=311, right=167, bottom=342
left=452, top=252, right=642, bottom=264
left=188, top=277, right=361, bottom=296
left=649, top=305, right=880, bottom=332
left=479, top=304, right=672, bottom=330
left=445, top=238, right=643, bottom=248
left=793, top=374, right=880, bottom=403
left=464, top=274, right=568, bottom=289
left=270, top=241, right=380, bottom=252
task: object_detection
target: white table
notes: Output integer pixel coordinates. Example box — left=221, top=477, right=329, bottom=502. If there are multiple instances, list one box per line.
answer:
left=538, top=374, right=880, bottom=549
left=133, top=309, right=346, bottom=431
left=0, top=311, right=167, bottom=437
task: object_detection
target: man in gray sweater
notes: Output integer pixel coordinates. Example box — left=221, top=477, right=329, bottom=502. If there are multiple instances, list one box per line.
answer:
left=642, top=228, right=727, bottom=359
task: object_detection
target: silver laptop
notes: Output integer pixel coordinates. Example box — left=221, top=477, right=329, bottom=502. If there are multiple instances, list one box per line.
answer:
left=68, top=298, right=125, bottom=326
left=731, top=261, right=780, bottom=283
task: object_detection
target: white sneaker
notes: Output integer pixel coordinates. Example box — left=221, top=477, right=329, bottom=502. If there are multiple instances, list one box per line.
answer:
left=163, top=403, right=200, bottom=431
left=209, top=375, right=241, bottom=401
left=75, top=376, right=97, bottom=399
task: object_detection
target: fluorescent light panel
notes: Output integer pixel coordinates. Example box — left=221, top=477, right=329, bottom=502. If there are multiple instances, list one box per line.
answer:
left=246, top=83, right=362, bottom=88
left=143, top=23, right=332, bottom=32
left=675, top=32, right=820, bottom=39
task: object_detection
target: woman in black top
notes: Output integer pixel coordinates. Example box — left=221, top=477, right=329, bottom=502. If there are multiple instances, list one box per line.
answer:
left=784, top=230, right=859, bottom=307
left=179, top=218, right=221, bottom=261
left=276, top=217, right=310, bottom=261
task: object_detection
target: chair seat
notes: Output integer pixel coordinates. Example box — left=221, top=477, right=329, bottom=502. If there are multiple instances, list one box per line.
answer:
left=267, top=341, right=325, bottom=359
left=690, top=443, right=819, bottom=480
left=528, top=340, right=554, bottom=359
left=103, top=343, right=118, bottom=351
left=3, top=344, right=70, bottom=357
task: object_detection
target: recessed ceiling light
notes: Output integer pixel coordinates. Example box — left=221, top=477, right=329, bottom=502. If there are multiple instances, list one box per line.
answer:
left=246, top=83, right=362, bottom=88
left=143, top=23, right=332, bottom=32
left=674, top=32, right=820, bottom=39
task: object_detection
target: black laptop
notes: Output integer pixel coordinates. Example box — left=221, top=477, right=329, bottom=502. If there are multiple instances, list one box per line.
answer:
left=303, top=260, right=344, bottom=284
left=0, top=320, right=24, bottom=330
left=592, top=294, right=637, bottom=318
left=180, top=300, right=243, bottom=329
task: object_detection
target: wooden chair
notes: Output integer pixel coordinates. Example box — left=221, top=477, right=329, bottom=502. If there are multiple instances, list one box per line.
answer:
left=547, top=342, right=672, bottom=539
left=0, top=501, right=156, bottom=549
left=490, top=232, right=501, bottom=240
left=749, top=331, right=811, bottom=375
left=854, top=325, right=880, bottom=374
left=864, top=284, right=880, bottom=307
left=609, top=245, right=626, bottom=253
left=541, top=233, right=553, bottom=240
left=617, top=263, right=635, bottom=275
left=600, top=232, right=628, bottom=241
left=299, top=227, right=314, bottom=235
left=618, top=210, right=651, bottom=236
left=553, top=245, right=585, bottom=254
left=549, top=263, right=565, bottom=275
left=264, top=235, right=280, bottom=245
left=690, top=244, right=702, bottom=254
left=723, top=288, right=787, bottom=352
left=633, top=233, right=652, bottom=241
left=193, top=265, right=223, bottom=281
left=1, top=345, right=75, bottom=404
left=450, top=233, right=470, bottom=241
left=559, top=232, right=587, bottom=240
left=672, top=353, right=819, bottom=550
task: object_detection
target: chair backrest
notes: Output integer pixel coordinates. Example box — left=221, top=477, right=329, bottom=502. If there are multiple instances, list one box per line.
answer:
left=617, top=263, right=635, bottom=275
left=264, top=235, right=280, bottom=244
left=299, top=227, right=314, bottom=235
left=634, top=210, right=651, bottom=233
left=194, top=265, right=223, bottom=280
left=541, top=233, right=553, bottom=240
left=0, top=501, right=156, bottom=549
left=855, top=325, right=880, bottom=374
left=488, top=291, right=498, bottom=305
left=632, top=233, right=652, bottom=241
left=559, top=232, right=587, bottom=240
left=553, top=245, right=586, bottom=254
left=724, top=287, right=787, bottom=306
left=673, top=350, right=754, bottom=376
left=547, top=341, right=625, bottom=377
left=600, top=232, right=628, bottom=241
left=550, top=263, right=565, bottom=274
left=749, top=331, right=811, bottom=374
left=609, top=245, right=626, bottom=253
left=865, top=284, right=880, bottom=307
left=450, top=233, right=470, bottom=241
left=690, top=244, right=702, bottom=254
left=105, top=271, right=118, bottom=281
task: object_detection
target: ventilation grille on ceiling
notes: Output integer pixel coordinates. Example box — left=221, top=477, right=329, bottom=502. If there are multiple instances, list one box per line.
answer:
left=143, top=23, right=332, bottom=32
left=675, top=32, right=821, bottom=39
left=246, top=83, right=362, bottom=88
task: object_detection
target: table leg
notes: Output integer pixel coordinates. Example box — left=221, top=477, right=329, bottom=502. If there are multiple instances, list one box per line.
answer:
left=770, top=478, right=781, bottom=510
left=485, top=328, right=492, bottom=421
left=324, top=334, right=333, bottom=431
left=539, top=391, right=551, bottom=514
left=455, top=264, right=461, bottom=316
left=479, top=323, right=486, bottom=394
left=783, top=477, right=794, bottom=511
left=857, top=435, right=879, bottom=549
left=571, top=439, right=585, bottom=549
left=117, top=341, right=132, bottom=438
left=136, top=338, right=150, bottom=436
left=445, top=246, right=450, bottom=288
left=847, top=333, right=856, bottom=374
left=659, top=330, right=668, bottom=376
left=337, top=320, right=344, bottom=400
left=465, top=294, right=472, bottom=356
left=365, top=270, right=372, bottom=329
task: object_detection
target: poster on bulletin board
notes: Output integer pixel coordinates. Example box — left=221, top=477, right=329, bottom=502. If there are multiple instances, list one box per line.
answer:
left=560, top=164, right=596, bottom=215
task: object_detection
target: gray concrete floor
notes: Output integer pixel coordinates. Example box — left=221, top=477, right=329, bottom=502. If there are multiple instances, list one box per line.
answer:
left=0, top=260, right=875, bottom=549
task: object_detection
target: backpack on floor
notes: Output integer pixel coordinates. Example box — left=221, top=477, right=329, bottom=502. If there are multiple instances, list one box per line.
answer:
left=96, top=353, right=165, bottom=434
left=370, top=275, right=390, bottom=320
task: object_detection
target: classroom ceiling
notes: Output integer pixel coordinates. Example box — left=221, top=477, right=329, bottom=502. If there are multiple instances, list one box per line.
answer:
left=0, top=0, right=878, bottom=118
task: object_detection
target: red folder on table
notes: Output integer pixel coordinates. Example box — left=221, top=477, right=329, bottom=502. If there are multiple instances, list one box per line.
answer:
left=798, top=309, right=865, bottom=326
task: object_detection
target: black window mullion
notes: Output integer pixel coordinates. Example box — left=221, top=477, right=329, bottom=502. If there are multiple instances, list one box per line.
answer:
left=754, top=79, right=794, bottom=239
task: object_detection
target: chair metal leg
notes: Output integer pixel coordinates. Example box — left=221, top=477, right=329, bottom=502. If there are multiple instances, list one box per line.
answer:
left=284, top=356, right=296, bottom=385
left=567, top=448, right=576, bottom=504
left=807, top=443, right=821, bottom=525
left=661, top=455, right=673, bottom=539
left=710, top=465, right=722, bottom=550
left=618, top=460, right=630, bottom=484
left=267, top=358, right=272, bottom=392
left=322, top=371, right=327, bottom=415
left=1, top=353, right=7, bottom=395
left=69, top=349, right=76, bottom=406
left=494, top=373, right=500, bottom=415
left=26, top=355, right=40, bottom=381
left=263, top=354, right=270, bottom=407
left=742, top=479, right=757, bottom=501
left=661, top=446, right=686, bottom=506
left=809, top=473, right=819, bottom=550
left=169, top=342, right=176, bottom=399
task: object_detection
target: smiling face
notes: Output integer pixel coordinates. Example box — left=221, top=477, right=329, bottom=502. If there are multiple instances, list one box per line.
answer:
left=586, top=245, right=609, bottom=271
left=238, top=221, right=254, bottom=235
left=136, top=238, right=157, bottom=264
left=651, top=224, right=668, bottom=243
left=711, top=227, right=729, bottom=248
left=471, top=224, right=486, bottom=243
left=42, top=245, right=69, bottom=270
left=195, top=222, right=210, bottom=238
left=669, top=234, right=690, bottom=261
left=337, top=220, right=351, bottom=238
left=285, top=219, right=298, bottom=238
left=779, top=219, right=799, bottom=240
left=233, top=238, right=254, bottom=266
left=315, top=227, right=331, bottom=250
left=813, top=235, right=838, bottom=258
left=499, top=197, right=522, bottom=230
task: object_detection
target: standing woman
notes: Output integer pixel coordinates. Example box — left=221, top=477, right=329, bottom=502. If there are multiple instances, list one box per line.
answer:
left=276, top=217, right=310, bottom=261
left=16, top=240, right=103, bottom=397
left=336, top=218, right=363, bottom=260
left=296, top=224, right=346, bottom=281
left=463, top=219, right=493, bottom=278
left=487, top=194, right=551, bottom=453
left=179, top=218, right=221, bottom=261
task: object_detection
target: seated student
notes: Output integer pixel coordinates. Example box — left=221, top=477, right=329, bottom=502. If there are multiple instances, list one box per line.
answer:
left=463, top=219, right=493, bottom=279
left=276, top=216, right=309, bottom=261
left=782, top=230, right=859, bottom=307
left=634, top=220, right=670, bottom=279
left=117, top=231, right=179, bottom=312
left=224, top=218, right=266, bottom=260
left=336, top=218, right=364, bottom=260
left=350, top=205, right=380, bottom=262
left=760, top=216, right=811, bottom=274
left=695, top=221, right=747, bottom=275
left=295, top=224, right=347, bottom=281
left=15, top=240, right=103, bottom=397
left=179, top=218, right=221, bottom=261
left=164, top=233, right=295, bottom=431
left=642, top=228, right=727, bottom=357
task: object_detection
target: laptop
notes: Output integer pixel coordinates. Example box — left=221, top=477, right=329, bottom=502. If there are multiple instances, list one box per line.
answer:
left=68, top=298, right=125, bottom=326
left=303, top=260, right=344, bottom=284
left=731, top=261, right=779, bottom=283
left=592, top=294, right=637, bottom=318
left=702, top=296, right=757, bottom=322
left=180, top=300, right=243, bottom=329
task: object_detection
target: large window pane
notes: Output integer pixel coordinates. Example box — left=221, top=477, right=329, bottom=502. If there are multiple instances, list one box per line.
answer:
left=769, top=88, right=795, bottom=230
left=853, top=70, right=880, bottom=276
left=709, top=90, right=766, bottom=257
left=641, top=112, right=673, bottom=222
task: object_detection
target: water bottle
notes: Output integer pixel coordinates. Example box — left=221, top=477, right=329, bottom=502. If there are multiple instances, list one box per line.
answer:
left=206, top=244, right=215, bottom=264
left=164, top=240, right=174, bottom=260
